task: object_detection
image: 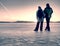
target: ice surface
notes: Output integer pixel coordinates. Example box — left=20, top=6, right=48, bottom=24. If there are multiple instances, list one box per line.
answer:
left=0, top=23, right=60, bottom=46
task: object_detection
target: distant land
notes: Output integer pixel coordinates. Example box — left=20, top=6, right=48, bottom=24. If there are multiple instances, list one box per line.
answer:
left=0, top=21, right=60, bottom=23
left=0, top=21, right=34, bottom=23
left=50, top=21, right=60, bottom=23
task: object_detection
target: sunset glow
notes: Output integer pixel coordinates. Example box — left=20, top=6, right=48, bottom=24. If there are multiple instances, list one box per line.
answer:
left=0, top=0, right=60, bottom=22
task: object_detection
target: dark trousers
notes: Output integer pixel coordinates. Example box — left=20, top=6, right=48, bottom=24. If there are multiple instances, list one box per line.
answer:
left=34, top=21, right=43, bottom=31
left=45, top=17, right=50, bottom=31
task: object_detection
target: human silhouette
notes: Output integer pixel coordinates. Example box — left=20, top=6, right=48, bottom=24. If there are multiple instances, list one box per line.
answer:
left=44, top=3, right=53, bottom=31
left=34, top=6, right=44, bottom=31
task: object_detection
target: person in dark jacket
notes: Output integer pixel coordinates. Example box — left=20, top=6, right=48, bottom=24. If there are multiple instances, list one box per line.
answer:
left=44, top=3, right=53, bottom=31
left=34, top=6, right=44, bottom=31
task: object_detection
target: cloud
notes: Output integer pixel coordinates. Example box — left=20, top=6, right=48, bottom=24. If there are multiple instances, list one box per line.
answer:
left=0, top=0, right=60, bottom=8
left=0, top=1, right=8, bottom=11
left=0, top=0, right=36, bottom=8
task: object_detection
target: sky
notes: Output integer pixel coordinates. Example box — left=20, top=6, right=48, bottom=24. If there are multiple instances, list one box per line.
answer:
left=0, top=0, right=60, bottom=22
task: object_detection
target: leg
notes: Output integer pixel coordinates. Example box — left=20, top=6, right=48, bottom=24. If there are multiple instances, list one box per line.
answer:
left=40, top=21, right=43, bottom=31
left=34, top=21, right=39, bottom=31
left=45, top=18, right=48, bottom=30
left=46, top=18, right=50, bottom=31
left=47, top=18, right=50, bottom=31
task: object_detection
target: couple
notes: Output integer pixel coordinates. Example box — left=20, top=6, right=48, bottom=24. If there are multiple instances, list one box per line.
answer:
left=34, top=3, right=53, bottom=31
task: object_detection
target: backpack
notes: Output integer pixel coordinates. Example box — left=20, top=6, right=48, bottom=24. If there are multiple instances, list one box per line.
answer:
left=44, top=8, right=53, bottom=18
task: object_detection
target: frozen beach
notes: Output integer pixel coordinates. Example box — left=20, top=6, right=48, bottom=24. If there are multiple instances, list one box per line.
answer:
left=0, top=23, right=60, bottom=46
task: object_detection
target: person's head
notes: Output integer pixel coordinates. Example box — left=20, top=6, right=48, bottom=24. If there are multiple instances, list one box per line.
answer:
left=46, top=3, right=50, bottom=7
left=38, top=6, right=41, bottom=10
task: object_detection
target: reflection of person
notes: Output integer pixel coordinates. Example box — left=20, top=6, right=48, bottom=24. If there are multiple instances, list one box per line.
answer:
left=44, top=3, right=53, bottom=31
left=34, top=6, right=44, bottom=31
